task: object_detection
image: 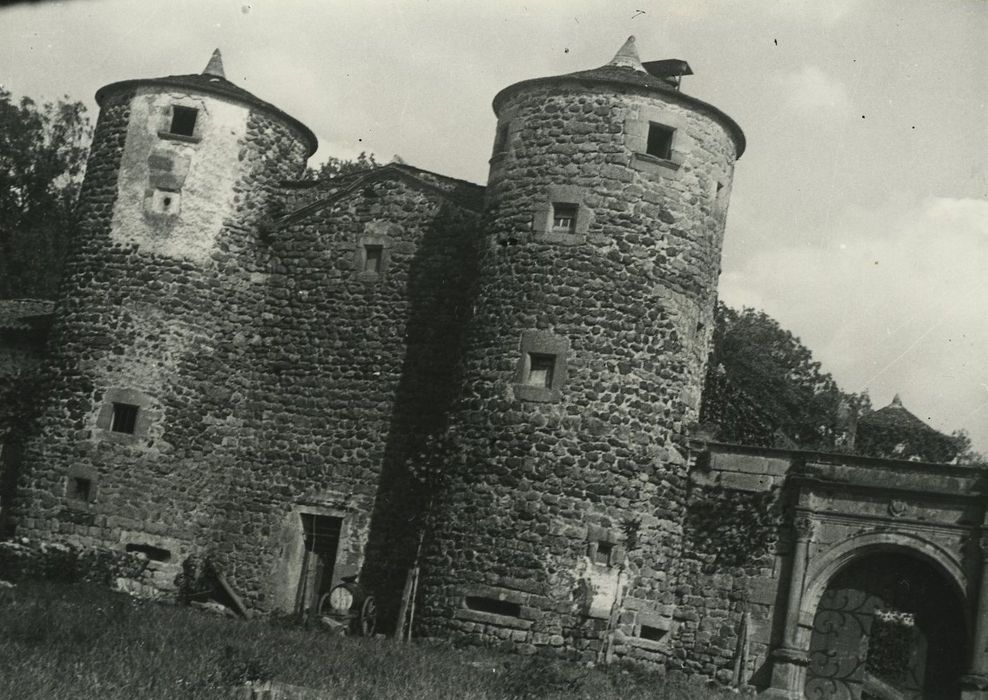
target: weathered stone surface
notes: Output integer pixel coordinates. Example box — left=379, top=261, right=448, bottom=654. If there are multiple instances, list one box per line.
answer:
left=416, top=63, right=739, bottom=663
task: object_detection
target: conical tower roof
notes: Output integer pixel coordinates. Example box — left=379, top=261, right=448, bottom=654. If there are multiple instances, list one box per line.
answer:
left=94, top=50, right=317, bottom=156
left=202, top=49, right=225, bottom=78
left=491, top=36, right=745, bottom=158
left=608, top=35, right=646, bottom=72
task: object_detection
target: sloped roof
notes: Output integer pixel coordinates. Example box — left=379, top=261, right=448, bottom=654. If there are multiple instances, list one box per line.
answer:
left=0, top=299, right=54, bottom=330
left=95, top=50, right=318, bottom=156
left=492, top=36, right=745, bottom=158
left=279, top=163, right=485, bottom=227
left=858, top=394, right=942, bottom=434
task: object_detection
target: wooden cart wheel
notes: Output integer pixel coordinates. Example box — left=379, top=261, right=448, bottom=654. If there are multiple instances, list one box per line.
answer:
left=317, top=592, right=333, bottom=617
left=359, top=595, right=377, bottom=636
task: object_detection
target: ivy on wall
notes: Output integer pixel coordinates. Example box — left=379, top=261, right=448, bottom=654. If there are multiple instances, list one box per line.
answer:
left=684, top=483, right=783, bottom=572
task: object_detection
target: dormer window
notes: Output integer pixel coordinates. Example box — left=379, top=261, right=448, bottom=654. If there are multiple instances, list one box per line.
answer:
left=646, top=123, right=675, bottom=160
left=169, top=106, right=198, bottom=137
left=551, top=204, right=578, bottom=234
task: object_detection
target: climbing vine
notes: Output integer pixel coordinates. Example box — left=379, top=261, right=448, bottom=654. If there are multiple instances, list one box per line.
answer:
left=685, top=483, right=784, bottom=572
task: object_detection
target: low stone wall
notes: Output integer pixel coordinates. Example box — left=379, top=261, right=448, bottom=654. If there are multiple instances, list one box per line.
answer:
left=0, top=537, right=158, bottom=596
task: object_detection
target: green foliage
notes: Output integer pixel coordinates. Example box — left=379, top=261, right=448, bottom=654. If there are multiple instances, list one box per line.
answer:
left=685, top=483, right=783, bottom=572
left=952, top=429, right=986, bottom=465
left=0, top=88, right=91, bottom=299
left=856, top=420, right=965, bottom=464
left=0, top=541, right=149, bottom=586
left=701, top=304, right=868, bottom=450
left=305, top=151, right=379, bottom=180
left=0, top=581, right=741, bottom=699
left=866, top=614, right=914, bottom=683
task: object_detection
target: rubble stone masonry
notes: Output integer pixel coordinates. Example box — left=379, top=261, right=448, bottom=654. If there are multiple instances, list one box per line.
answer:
left=416, top=71, right=741, bottom=663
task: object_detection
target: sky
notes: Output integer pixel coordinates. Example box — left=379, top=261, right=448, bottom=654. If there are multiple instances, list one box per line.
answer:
left=2, top=0, right=986, bottom=454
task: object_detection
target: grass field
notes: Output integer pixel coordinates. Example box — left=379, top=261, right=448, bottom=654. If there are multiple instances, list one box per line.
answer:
left=0, top=581, right=738, bottom=699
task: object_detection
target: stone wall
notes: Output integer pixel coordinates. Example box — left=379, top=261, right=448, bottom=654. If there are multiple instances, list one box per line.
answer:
left=214, top=169, right=481, bottom=617
left=0, top=315, right=50, bottom=533
left=13, top=118, right=481, bottom=613
left=675, top=445, right=791, bottom=685
left=418, top=76, right=740, bottom=662
left=13, top=86, right=312, bottom=601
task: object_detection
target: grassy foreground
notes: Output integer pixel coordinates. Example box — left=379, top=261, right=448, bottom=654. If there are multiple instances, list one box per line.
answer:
left=0, top=581, right=736, bottom=699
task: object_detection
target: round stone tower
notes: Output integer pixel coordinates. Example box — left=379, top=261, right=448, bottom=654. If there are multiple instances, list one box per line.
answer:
left=15, top=51, right=315, bottom=586
left=418, top=38, right=744, bottom=661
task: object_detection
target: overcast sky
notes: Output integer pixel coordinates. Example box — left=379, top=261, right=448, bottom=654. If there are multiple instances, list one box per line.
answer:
left=2, top=0, right=986, bottom=454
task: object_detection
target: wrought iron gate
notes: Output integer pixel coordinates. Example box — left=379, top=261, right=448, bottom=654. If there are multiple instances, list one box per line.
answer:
left=803, top=552, right=963, bottom=700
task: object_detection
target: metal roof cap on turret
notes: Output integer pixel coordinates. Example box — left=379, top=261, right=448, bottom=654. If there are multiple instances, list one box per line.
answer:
left=492, top=36, right=745, bottom=158
left=94, top=49, right=318, bottom=156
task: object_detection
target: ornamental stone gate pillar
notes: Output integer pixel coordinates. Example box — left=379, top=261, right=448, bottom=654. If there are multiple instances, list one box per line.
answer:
left=763, top=513, right=815, bottom=699
left=961, top=534, right=988, bottom=700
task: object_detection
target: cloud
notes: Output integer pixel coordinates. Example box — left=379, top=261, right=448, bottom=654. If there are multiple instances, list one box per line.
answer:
left=720, top=196, right=988, bottom=453
left=779, top=65, right=854, bottom=119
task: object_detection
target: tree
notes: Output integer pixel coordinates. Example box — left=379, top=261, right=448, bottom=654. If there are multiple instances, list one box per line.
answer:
left=304, top=151, right=378, bottom=181
left=0, top=88, right=91, bottom=299
left=700, top=304, right=867, bottom=450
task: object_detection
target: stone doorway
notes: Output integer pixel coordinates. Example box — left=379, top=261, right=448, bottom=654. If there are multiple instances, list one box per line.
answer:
left=804, top=551, right=967, bottom=700
left=297, top=513, right=343, bottom=615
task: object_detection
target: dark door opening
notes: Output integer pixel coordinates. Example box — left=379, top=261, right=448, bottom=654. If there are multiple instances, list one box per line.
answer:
left=805, top=551, right=967, bottom=700
left=297, top=514, right=342, bottom=615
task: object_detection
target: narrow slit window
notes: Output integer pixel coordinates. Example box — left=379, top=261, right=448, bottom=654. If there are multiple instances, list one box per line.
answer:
left=125, top=543, right=172, bottom=562
left=67, top=477, right=92, bottom=502
left=363, top=245, right=383, bottom=274
left=552, top=203, right=578, bottom=234
left=495, top=122, right=510, bottom=154
left=639, top=625, right=667, bottom=642
left=646, top=123, right=675, bottom=160
left=527, top=354, right=555, bottom=388
left=465, top=596, right=521, bottom=617
left=110, top=403, right=139, bottom=434
left=169, top=106, right=198, bottom=137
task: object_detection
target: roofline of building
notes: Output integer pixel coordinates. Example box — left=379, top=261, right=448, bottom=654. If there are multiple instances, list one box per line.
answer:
left=696, top=438, right=985, bottom=478
left=492, top=73, right=745, bottom=159
left=277, top=163, right=485, bottom=227
left=95, top=77, right=319, bottom=157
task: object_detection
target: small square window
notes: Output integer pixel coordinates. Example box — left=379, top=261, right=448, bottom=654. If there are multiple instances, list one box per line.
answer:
left=646, top=123, right=675, bottom=160
left=363, top=245, right=383, bottom=274
left=169, top=106, right=198, bottom=137
left=527, top=354, right=555, bottom=388
left=67, top=477, right=92, bottom=502
left=552, top=204, right=578, bottom=233
left=110, top=403, right=139, bottom=434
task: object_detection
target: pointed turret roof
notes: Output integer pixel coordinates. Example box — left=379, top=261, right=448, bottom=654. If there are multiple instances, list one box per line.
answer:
left=859, top=394, right=929, bottom=431
left=94, top=50, right=317, bottom=156
left=203, top=48, right=225, bottom=78
left=856, top=393, right=960, bottom=462
left=492, top=36, right=745, bottom=158
left=608, top=36, right=646, bottom=72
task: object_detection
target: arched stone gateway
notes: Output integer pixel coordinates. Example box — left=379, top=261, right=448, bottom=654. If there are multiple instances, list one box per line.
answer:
left=803, top=550, right=967, bottom=699
left=686, top=445, right=987, bottom=699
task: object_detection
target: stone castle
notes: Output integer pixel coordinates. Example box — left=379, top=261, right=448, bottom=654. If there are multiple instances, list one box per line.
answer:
left=2, top=38, right=987, bottom=699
